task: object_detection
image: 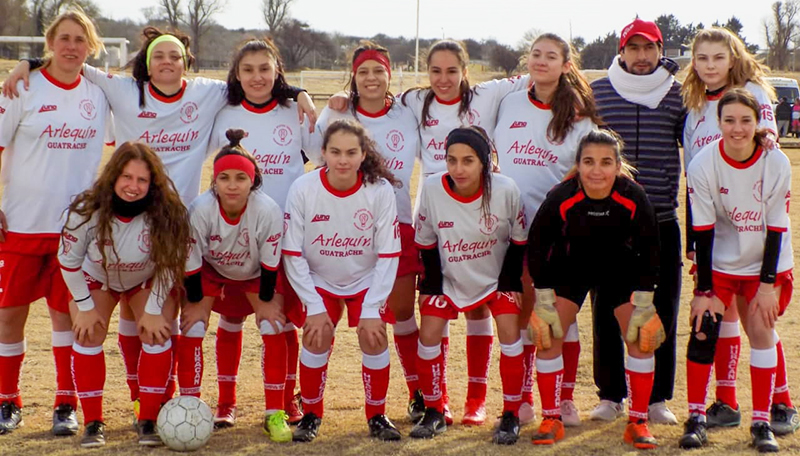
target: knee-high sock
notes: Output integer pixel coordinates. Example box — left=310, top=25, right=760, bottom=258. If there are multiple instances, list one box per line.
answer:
left=162, top=320, right=180, bottom=402
left=117, top=318, right=141, bottom=402
left=687, top=358, right=714, bottom=417
left=299, top=348, right=329, bottom=418
left=178, top=322, right=205, bottom=397
left=465, top=317, right=493, bottom=402
left=392, top=316, right=420, bottom=398
left=0, top=341, right=25, bottom=408
left=714, top=321, right=740, bottom=409
left=562, top=322, right=581, bottom=402
left=773, top=331, right=793, bottom=407
left=363, top=349, right=391, bottom=419
left=283, top=325, right=299, bottom=407
left=751, top=346, right=778, bottom=424
left=417, top=341, right=444, bottom=413
left=626, top=356, right=655, bottom=422
left=520, top=329, right=536, bottom=406
left=52, top=330, right=77, bottom=409
left=138, top=341, right=173, bottom=421
left=216, top=319, right=244, bottom=407
left=72, top=343, right=104, bottom=424
left=441, top=322, right=449, bottom=405
left=499, top=339, right=524, bottom=415
left=536, top=356, right=564, bottom=418
left=260, top=321, right=287, bottom=413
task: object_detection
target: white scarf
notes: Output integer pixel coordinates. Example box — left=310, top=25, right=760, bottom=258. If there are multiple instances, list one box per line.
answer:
left=607, top=56, right=675, bottom=109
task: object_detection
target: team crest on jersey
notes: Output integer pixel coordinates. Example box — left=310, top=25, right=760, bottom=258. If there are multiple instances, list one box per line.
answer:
left=138, top=111, right=157, bottom=119
left=78, top=99, right=97, bottom=120
left=354, top=208, right=374, bottom=231
left=138, top=229, right=151, bottom=253
left=180, top=102, right=199, bottom=124
left=236, top=228, right=250, bottom=248
left=273, top=124, right=293, bottom=146
left=466, top=109, right=480, bottom=125
left=479, top=214, right=499, bottom=235
left=753, top=180, right=763, bottom=203
left=385, top=130, right=405, bottom=152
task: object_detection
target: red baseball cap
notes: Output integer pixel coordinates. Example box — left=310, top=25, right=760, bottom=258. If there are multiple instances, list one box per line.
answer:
left=619, top=18, right=663, bottom=50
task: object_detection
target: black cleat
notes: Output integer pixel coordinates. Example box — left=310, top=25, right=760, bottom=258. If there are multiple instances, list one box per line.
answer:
left=52, top=403, right=79, bottom=436
left=751, top=421, right=779, bottom=453
left=80, top=421, right=106, bottom=448
left=408, top=390, right=425, bottom=424
left=0, top=402, right=22, bottom=434
left=706, top=400, right=741, bottom=428
left=409, top=407, right=446, bottom=439
left=771, top=403, right=800, bottom=436
left=492, top=411, right=520, bottom=445
left=368, top=414, right=401, bottom=441
left=292, top=412, right=322, bottom=442
left=137, top=419, right=162, bottom=446
left=679, top=415, right=708, bottom=449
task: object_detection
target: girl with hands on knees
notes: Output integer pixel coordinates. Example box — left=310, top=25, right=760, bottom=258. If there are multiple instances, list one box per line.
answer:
left=527, top=129, right=664, bottom=449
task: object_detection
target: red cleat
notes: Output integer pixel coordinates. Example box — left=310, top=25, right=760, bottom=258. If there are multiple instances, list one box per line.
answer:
left=286, top=392, right=304, bottom=425
left=462, top=398, right=487, bottom=426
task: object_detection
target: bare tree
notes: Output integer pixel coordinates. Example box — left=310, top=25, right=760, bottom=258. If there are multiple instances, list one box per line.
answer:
left=185, top=0, right=225, bottom=72
left=765, top=0, right=800, bottom=70
left=489, top=44, right=521, bottom=77
left=161, top=0, right=183, bottom=30
left=31, top=0, right=100, bottom=35
left=516, top=28, right=542, bottom=53
left=262, top=0, right=293, bottom=35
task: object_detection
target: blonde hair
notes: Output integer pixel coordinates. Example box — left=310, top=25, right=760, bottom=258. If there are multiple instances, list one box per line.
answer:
left=681, top=27, right=773, bottom=112
left=44, top=6, right=105, bottom=59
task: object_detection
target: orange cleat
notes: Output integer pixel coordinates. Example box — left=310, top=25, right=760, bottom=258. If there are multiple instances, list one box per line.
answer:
left=624, top=420, right=658, bottom=450
left=531, top=417, right=565, bottom=445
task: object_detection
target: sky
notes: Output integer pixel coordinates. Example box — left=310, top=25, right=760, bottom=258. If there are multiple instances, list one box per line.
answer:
left=95, top=0, right=777, bottom=48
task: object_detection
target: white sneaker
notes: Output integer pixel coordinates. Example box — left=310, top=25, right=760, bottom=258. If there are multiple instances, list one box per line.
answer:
left=648, top=401, right=678, bottom=425
left=560, top=400, right=581, bottom=427
left=519, top=402, right=536, bottom=425
left=589, top=400, right=623, bottom=421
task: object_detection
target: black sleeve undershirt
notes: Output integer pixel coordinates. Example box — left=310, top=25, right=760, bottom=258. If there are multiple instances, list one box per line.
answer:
left=259, top=266, right=278, bottom=302
left=685, top=188, right=696, bottom=255
left=761, top=230, right=783, bottom=284
left=418, top=247, right=443, bottom=295
left=694, top=228, right=714, bottom=291
left=184, top=272, right=203, bottom=303
left=27, top=58, right=44, bottom=70
left=497, top=242, right=525, bottom=292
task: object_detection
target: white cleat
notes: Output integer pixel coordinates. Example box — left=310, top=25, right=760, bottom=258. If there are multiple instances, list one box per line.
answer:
left=589, top=400, right=623, bottom=421
left=648, top=401, right=678, bottom=425
left=560, top=400, right=581, bottom=427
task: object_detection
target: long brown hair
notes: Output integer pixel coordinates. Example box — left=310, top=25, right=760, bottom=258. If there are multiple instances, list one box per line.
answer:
left=226, top=37, right=291, bottom=107
left=347, top=40, right=394, bottom=118
left=717, top=88, right=772, bottom=147
left=321, top=119, right=399, bottom=186
left=445, top=126, right=494, bottom=219
left=64, top=142, right=191, bottom=293
left=125, top=26, right=196, bottom=108
left=563, top=129, right=636, bottom=181
left=531, top=33, right=602, bottom=144
left=402, top=40, right=474, bottom=128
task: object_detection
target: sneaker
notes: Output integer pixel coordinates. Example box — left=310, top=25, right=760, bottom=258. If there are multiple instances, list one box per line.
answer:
left=80, top=421, right=106, bottom=448
left=519, top=402, right=537, bottom=425
left=407, top=390, right=425, bottom=424
left=623, top=420, right=658, bottom=450
left=292, top=412, right=322, bottom=442
left=51, top=403, right=79, bottom=436
left=589, top=400, right=623, bottom=421
left=771, top=403, right=800, bottom=436
left=462, top=398, right=487, bottom=426
left=531, top=417, right=564, bottom=445
left=560, top=400, right=581, bottom=427
left=679, top=415, right=708, bottom=449
left=648, top=401, right=678, bottom=425
left=137, top=419, right=162, bottom=446
left=263, top=410, right=292, bottom=443
left=214, top=404, right=236, bottom=429
left=750, top=421, right=779, bottom=453
left=368, top=414, right=401, bottom=441
left=443, top=403, right=453, bottom=426
left=0, top=402, right=22, bottom=434
left=492, top=412, right=520, bottom=445
left=706, top=400, right=741, bottom=428
left=131, top=399, right=140, bottom=431
left=409, top=407, right=446, bottom=439
left=286, top=393, right=303, bottom=425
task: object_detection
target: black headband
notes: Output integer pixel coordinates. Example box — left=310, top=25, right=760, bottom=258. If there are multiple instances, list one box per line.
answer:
left=445, top=127, right=491, bottom=163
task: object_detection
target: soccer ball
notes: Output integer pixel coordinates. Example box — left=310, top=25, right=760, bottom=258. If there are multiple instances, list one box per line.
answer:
left=157, top=396, right=214, bottom=451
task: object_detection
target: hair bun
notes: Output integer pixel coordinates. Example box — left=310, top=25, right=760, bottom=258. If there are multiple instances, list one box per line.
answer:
left=226, top=128, right=246, bottom=147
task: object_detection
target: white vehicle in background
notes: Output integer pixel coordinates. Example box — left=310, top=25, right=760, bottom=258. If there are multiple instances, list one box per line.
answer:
left=766, top=77, right=800, bottom=105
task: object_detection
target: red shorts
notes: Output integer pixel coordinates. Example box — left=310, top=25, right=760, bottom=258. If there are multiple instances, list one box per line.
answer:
left=713, top=270, right=794, bottom=316
left=317, top=287, right=395, bottom=328
left=420, top=292, right=520, bottom=320
left=276, top=263, right=305, bottom=328
left=0, top=233, right=70, bottom=312
left=85, top=273, right=150, bottom=304
left=397, top=223, right=421, bottom=278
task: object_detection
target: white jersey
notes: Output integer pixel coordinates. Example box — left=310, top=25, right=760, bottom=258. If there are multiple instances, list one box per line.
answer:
left=210, top=99, right=315, bottom=211
left=687, top=139, right=793, bottom=277
left=415, top=172, right=527, bottom=309
left=186, top=190, right=283, bottom=280
left=684, top=81, right=777, bottom=168
left=494, top=90, right=596, bottom=222
left=282, top=168, right=400, bottom=317
left=82, top=65, right=227, bottom=203
left=403, top=75, right=530, bottom=177
left=314, top=100, right=419, bottom=224
left=0, top=70, right=109, bottom=235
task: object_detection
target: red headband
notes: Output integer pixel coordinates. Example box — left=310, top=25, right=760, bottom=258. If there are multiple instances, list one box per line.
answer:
left=214, top=155, right=255, bottom=182
left=352, top=50, right=391, bottom=78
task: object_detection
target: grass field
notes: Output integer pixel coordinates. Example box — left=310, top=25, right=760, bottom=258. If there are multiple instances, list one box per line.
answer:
left=2, top=61, right=800, bottom=455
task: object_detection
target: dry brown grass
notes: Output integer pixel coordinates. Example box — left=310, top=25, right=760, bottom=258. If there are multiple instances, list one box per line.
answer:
left=2, top=60, right=800, bottom=455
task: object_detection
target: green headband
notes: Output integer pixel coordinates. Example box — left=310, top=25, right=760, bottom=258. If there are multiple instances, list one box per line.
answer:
left=146, top=34, right=187, bottom=72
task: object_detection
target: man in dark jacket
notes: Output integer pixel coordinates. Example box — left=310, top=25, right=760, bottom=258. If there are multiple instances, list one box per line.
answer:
left=776, top=97, right=792, bottom=137
left=589, top=18, right=685, bottom=426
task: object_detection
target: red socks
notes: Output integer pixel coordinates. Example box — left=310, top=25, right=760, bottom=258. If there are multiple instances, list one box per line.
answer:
left=72, top=344, right=105, bottom=424
left=417, top=341, right=445, bottom=413
left=178, top=322, right=205, bottom=397
left=362, top=349, right=391, bottom=419
left=284, top=326, right=299, bottom=407
left=216, top=319, right=244, bottom=408
left=536, top=356, right=564, bottom=418
left=260, top=321, right=287, bottom=412
left=162, top=321, right=180, bottom=403
left=465, top=318, right=493, bottom=402
left=52, top=331, right=77, bottom=409
left=751, top=347, right=777, bottom=424
left=499, top=340, right=524, bottom=415
left=117, top=318, right=141, bottom=402
left=715, top=321, right=740, bottom=409
left=686, top=359, right=714, bottom=416
left=625, top=356, right=655, bottom=422
left=299, top=348, right=329, bottom=418
left=138, top=341, right=173, bottom=421
left=520, top=330, right=536, bottom=405
left=562, top=322, right=580, bottom=402
left=774, top=333, right=794, bottom=407
left=0, top=341, right=25, bottom=408
left=392, top=317, right=420, bottom=398
left=441, top=323, right=450, bottom=406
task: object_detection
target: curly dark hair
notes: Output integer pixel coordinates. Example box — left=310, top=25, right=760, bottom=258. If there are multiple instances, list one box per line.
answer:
left=125, top=26, right=196, bottom=108
left=321, top=119, right=399, bottom=187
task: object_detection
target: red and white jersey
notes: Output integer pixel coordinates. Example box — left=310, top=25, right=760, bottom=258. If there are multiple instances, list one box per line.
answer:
left=282, top=168, right=400, bottom=315
left=82, top=65, right=227, bottom=203
left=0, top=69, right=109, bottom=235
left=403, top=75, right=530, bottom=177
left=314, top=100, right=419, bottom=224
left=186, top=189, right=283, bottom=280
left=684, top=81, right=777, bottom=168
left=687, top=138, right=793, bottom=276
left=58, top=211, right=156, bottom=292
left=211, top=99, right=314, bottom=211
left=415, top=172, right=527, bottom=309
left=494, top=90, right=596, bottom=222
